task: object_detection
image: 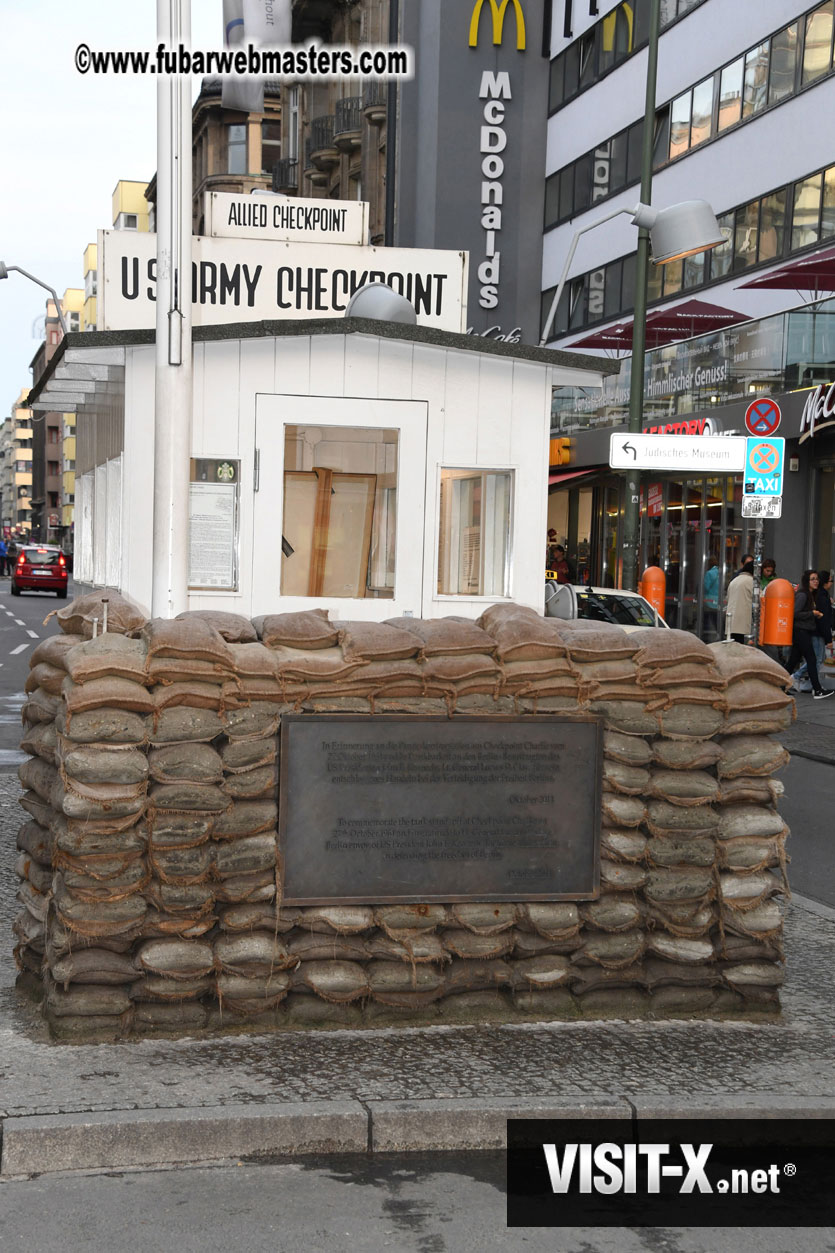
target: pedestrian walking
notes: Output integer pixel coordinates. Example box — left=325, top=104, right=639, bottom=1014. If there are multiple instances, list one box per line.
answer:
left=703, top=558, right=721, bottom=640
left=786, top=570, right=833, bottom=700
left=760, top=557, right=776, bottom=590
left=0, top=538, right=7, bottom=577
left=725, top=555, right=755, bottom=644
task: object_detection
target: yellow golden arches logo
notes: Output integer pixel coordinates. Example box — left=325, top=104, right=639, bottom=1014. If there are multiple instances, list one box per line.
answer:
left=468, top=0, right=526, bottom=50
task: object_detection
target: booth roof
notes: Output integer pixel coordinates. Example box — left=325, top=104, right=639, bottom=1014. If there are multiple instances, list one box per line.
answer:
left=25, top=316, right=618, bottom=412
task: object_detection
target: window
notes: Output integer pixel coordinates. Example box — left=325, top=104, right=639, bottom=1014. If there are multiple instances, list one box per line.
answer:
left=803, top=1, right=834, bottom=83
left=437, top=469, right=512, bottom=597
left=125, top=213, right=138, bottom=229
left=47, top=461, right=60, bottom=476
left=689, top=76, right=714, bottom=146
left=287, top=86, right=300, bottom=161
left=792, top=173, right=823, bottom=248
left=669, top=91, right=692, bottom=159
left=227, top=123, right=246, bottom=174
left=768, top=24, right=798, bottom=105
left=261, top=121, right=281, bottom=174
left=733, top=201, right=761, bottom=271
left=759, top=190, right=787, bottom=260
left=743, top=42, right=769, bottom=117
left=281, top=425, right=398, bottom=599
left=718, top=57, right=744, bottom=130
left=823, top=166, right=835, bottom=236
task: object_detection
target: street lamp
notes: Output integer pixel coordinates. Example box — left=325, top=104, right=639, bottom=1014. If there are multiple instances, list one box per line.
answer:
left=0, top=262, right=68, bottom=336
left=539, top=199, right=724, bottom=348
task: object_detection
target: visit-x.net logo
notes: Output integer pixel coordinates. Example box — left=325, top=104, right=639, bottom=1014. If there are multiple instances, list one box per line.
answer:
left=507, top=1118, right=835, bottom=1227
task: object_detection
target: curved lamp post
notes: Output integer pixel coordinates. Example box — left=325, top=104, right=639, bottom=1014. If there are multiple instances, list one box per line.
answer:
left=0, top=262, right=68, bottom=336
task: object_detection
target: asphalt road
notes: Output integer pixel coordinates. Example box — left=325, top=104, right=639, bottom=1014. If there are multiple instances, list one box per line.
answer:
left=0, top=576, right=76, bottom=765
left=0, top=1155, right=828, bottom=1253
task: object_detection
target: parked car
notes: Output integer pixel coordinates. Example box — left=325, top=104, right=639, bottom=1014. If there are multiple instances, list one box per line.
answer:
left=11, top=545, right=69, bottom=598
left=545, top=582, right=668, bottom=631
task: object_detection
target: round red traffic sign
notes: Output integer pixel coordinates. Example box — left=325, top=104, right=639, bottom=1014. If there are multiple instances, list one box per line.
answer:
left=745, top=397, right=782, bottom=437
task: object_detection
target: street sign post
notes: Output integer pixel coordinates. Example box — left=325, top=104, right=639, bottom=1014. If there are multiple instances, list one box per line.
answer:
left=608, top=433, right=746, bottom=472
left=744, top=397, right=782, bottom=438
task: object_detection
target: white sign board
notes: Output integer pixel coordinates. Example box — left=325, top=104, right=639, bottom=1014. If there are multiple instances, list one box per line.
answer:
left=742, top=496, right=783, bottom=519
left=609, top=433, right=747, bottom=472
left=206, top=192, right=368, bottom=246
left=98, top=231, right=469, bottom=333
left=188, top=482, right=237, bottom=589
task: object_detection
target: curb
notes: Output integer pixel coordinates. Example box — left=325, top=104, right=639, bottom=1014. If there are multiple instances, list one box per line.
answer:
left=5, top=1095, right=835, bottom=1178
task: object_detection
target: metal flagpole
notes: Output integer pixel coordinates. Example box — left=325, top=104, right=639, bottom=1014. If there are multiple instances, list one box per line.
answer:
left=153, top=0, right=193, bottom=618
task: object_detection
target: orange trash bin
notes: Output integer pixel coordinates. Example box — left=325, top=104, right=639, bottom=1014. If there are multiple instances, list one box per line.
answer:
left=759, top=577, right=794, bottom=646
left=640, top=566, right=666, bottom=620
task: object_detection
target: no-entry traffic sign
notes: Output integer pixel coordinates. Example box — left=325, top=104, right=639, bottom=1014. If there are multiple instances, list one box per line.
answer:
left=745, top=397, right=782, bottom=437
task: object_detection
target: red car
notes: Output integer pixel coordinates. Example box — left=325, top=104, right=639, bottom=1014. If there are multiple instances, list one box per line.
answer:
left=11, top=545, right=69, bottom=598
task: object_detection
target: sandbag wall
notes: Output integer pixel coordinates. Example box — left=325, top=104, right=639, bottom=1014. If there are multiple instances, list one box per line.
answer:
left=12, top=594, right=794, bottom=1038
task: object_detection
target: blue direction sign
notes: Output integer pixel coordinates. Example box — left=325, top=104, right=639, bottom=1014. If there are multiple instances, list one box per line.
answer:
left=744, top=437, right=785, bottom=496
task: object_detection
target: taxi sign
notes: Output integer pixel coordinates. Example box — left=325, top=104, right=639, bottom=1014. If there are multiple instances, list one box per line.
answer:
left=744, top=437, right=784, bottom=496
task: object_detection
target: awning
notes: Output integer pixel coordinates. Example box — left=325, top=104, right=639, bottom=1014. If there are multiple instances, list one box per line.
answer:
left=548, top=466, right=605, bottom=486
left=566, top=298, right=750, bottom=351
left=737, top=243, right=835, bottom=292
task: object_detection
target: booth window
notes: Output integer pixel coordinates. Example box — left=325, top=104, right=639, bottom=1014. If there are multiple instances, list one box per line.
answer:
left=437, top=469, right=512, bottom=597
left=227, top=124, right=246, bottom=174
left=281, top=425, right=398, bottom=599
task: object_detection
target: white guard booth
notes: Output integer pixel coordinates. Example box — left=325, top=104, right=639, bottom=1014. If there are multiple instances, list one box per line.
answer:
left=28, top=319, right=608, bottom=621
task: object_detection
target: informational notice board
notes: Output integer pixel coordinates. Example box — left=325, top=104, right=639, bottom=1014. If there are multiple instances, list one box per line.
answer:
left=188, top=459, right=239, bottom=590
left=278, top=715, right=602, bottom=904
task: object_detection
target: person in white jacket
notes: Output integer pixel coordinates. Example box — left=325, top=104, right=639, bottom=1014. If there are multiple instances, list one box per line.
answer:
left=725, top=556, right=755, bottom=643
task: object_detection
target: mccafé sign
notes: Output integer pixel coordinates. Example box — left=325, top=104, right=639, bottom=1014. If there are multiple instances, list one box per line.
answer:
left=799, top=381, right=835, bottom=442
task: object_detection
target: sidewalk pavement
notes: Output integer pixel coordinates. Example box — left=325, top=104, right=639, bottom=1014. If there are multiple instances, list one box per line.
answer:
left=2, top=682, right=835, bottom=1177
left=778, top=658, right=835, bottom=764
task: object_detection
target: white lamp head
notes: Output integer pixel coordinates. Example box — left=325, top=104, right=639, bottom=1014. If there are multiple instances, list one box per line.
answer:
left=632, top=199, right=725, bottom=264
left=344, top=282, right=417, bottom=324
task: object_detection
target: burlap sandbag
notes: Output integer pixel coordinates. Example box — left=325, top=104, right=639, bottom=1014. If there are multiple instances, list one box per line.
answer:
left=213, top=801, right=277, bottom=838
left=135, top=938, right=215, bottom=979
left=385, top=616, right=498, bottom=657
left=603, top=761, right=651, bottom=795
left=174, top=610, right=257, bottom=643
left=221, top=765, right=277, bottom=799
left=152, top=682, right=226, bottom=712
left=648, top=770, right=719, bottom=805
left=62, top=745, right=149, bottom=786
left=717, top=777, right=779, bottom=806
left=20, top=721, right=58, bottom=765
left=63, top=636, right=150, bottom=686
left=552, top=621, right=639, bottom=662
left=141, top=617, right=235, bottom=667
left=708, top=640, right=792, bottom=687
left=148, top=743, right=224, bottom=784
left=150, top=707, right=224, bottom=744
left=30, top=634, right=85, bottom=669
left=149, top=843, right=213, bottom=884
left=374, top=904, right=450, bottom=934
left=646, top=834, right=716, bottom=867
left=49, top=948, right=138, bottom=988
left=17, top=819, right=53, bottom=863
left=581, top=895, right=643, bottom=932
left=631, top=628, right=714, bottom=669
left=254, top=608, right=338, bottom=650
left=59, top=708, right=150, bottom=745
left=221, top=737, right=276, bottom=771
left=50, top=591, right=146, bottom=639
left=25, top=662, right=67, bottom=696
left=717, top=736, right=790, bottom=778
left=294, top=959, right=370, bottom=1002
left=601, top=828, right=647, bottom=862
left=604, top=730, right=653, bottom=766
left=296, top=905, right=375, bottom=935
left=477, top=604, right=568, bottom=661
left=64, top=676, right=155, bottom=716
left=338, top=621, right=424, bottom=662
left=287, top=931, right=370, bottom=963
left=721, top=706, right=794, bottom=736
left=652, top=740, right=722, bottom=771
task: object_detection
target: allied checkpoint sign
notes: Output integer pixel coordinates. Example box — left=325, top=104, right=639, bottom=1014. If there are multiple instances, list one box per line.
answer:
left=98, top=229, right=469, bottom=333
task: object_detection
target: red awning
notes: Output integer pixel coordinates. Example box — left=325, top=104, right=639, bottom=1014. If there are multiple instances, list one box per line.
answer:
left=566, top=298, right=750, bottom=351
left=548, top=467, right=603, bottom=486
left=737, top=244, right=835, bottom=292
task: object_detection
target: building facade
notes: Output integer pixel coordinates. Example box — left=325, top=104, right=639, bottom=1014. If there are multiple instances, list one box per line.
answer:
left=541, top=0, right=835, bottom=631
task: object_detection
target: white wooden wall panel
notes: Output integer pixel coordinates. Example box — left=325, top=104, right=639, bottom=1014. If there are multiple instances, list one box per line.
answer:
left=273, top=336, right=311, bottom=397
left=105, top=456, right=123, bottom=589
left=375, top=340, right=414, bottom=401
left=120, top=346, right=155, bottom=613
left=343, top=334, right=381, bottom=400
left=308, top=335, right=346, bottom=399
left=440, top=351, right=479, bottom=465
left=475, top=355, right=514, bottom=466
left=75, top=473, right=93, bottom=583
left=196, top=339, right=241, bottom=454
left=93, top=464, right=107, bottom=587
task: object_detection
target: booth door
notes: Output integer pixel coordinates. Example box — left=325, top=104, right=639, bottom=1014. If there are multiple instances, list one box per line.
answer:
left=252, top=394, right=428, bottom=619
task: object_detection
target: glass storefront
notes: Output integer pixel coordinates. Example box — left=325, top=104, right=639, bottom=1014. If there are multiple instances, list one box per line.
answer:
left=549, top=471, right=753, bottom=639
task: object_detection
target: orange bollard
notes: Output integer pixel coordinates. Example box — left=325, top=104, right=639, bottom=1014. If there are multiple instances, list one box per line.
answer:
left=759, top=577, right=794, bottom=646
left=640, top=566, right=666, bottom=620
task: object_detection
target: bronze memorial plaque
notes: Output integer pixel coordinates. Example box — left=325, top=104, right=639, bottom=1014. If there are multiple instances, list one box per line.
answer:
left=278, top=715, right=601, bottom=905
